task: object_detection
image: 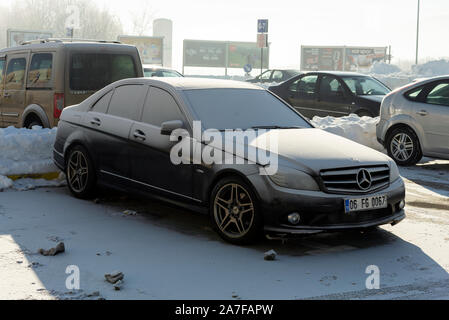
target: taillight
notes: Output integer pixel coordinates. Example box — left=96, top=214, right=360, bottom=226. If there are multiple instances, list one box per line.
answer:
left=54, top=93, right=65, bottom=119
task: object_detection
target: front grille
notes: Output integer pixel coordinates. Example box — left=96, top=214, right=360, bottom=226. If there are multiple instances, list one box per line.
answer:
left=320, top=165, right=390, bottom=194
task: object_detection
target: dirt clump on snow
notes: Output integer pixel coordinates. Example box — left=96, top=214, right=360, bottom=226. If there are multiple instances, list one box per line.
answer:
left=38, top=242, right=65, bottom=256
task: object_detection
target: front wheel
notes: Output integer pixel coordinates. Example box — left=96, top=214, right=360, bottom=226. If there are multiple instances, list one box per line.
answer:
left=386, top=126, right=422, bottom=166
left=66, top=145, right=97, bottom=199
left=210, top=177, right=262, bottom=245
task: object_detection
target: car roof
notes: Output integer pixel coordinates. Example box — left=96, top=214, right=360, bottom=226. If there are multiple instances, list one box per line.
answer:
left=113, top=77, right=264, bottom=90
left=303, top=71, right=367, bottom=77
left=0, top=41, right=136, bottom=53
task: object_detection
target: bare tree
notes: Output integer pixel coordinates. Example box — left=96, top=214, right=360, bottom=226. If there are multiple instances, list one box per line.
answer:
left=1, top=0, right=123, bottom=46
left=129, top=0, right=155, bottom=36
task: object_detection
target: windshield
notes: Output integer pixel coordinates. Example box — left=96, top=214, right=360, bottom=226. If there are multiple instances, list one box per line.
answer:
left=184, top=89, right=311, bottom=131
left=341, top=76, right=390, bottom=96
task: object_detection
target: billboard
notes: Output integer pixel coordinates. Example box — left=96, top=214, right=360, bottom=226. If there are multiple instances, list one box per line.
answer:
left=183, top=40, right=227, bottom=68
left=183, top=40, right=269, bottom=69
left=301, top=46, right=388, bottom=72
left=7, top=29, right=53, bottom=47
left=118, top=36, right=163, bottom=65
left=228, top=41, right=269, bottom=69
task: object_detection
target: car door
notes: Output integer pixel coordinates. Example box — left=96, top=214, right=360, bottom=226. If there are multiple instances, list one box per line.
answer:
left=128, top=86, right=196, bottom=201
left=2, top=53, right=28, bottom=127
left=83, top=84, right=147, bottom=181
left=287, top=74, right=319, bottom=118
left=413, top=81, right=449, bottom=155
left=0, top=55, right=5, bottom=127
left=316, top=75, right=352, bottom=117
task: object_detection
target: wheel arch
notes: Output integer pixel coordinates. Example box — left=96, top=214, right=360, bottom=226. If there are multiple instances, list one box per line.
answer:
left=21, top=104, right=51, bottom=128
left=205, top=169, right=262, bottom=206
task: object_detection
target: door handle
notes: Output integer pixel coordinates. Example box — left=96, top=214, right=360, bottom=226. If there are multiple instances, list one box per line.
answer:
left=90, top=118, right=101, bottom=126
left=416, top=110, right=428, bottom=116
left=133, top=130, right=146, bottom=141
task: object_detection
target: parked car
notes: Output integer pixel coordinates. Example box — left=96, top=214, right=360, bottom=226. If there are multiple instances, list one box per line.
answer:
left=54, top=78, right=405, bottom=244
left=0, top=39, right=143, bottom=129
left=246, top=69, right=301, bottom=84
left=143, top=65, right=183, bottom=78
left=269, top=71, right=391, bottom=118
left=377, top=76, right=449, bottom=166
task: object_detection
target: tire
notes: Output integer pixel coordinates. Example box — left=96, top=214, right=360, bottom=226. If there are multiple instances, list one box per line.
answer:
left=66, top=145, right=97, bottom=199
left=386, top=126, right=423, bottom=166
left=209, top=176, right=263, bottom=245
left=25, top=118, right=43, bottom=129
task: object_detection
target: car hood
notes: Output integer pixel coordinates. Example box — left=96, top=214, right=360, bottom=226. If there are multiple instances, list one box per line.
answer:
left=212, top=128, right=391, bottom=175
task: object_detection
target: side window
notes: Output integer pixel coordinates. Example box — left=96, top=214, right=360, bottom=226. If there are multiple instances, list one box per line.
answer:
left=404, top=86, right=425, bottom=101
left=295, top=75, right=318, bottom=95
left=28, top=53, right=53, bottom=88
left=5, top=58, right=26, bottom=90
left=320, top=75, right=343, bottom=97
left=272, top=70, right=283, bottom=82
left=142, top=87, right=185, bottom=126
left=0, top=59, right=5, bottom=86
left=425, top=82, right=449, bottom=106
left=259, top=70, right=272, bottom=81
left=91, top=91, right=113, bottom=114
left=107, top=85, right=146, bottom=120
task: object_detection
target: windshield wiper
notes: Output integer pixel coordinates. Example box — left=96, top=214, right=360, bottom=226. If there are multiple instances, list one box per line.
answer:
left=251, top=125, right=303, bottom=130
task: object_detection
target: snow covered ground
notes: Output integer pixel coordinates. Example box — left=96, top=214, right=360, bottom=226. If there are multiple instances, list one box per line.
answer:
left=0, top=157, right=448, bottom=300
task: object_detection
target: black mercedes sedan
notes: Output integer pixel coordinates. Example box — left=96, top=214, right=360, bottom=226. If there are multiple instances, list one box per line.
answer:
left=53, top=78, right=405, bottom=244
left=269, top=71, right=391, bottom=119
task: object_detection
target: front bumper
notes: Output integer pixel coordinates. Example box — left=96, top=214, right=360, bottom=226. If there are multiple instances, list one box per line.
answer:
left=246, top=174, right=406, bottom=235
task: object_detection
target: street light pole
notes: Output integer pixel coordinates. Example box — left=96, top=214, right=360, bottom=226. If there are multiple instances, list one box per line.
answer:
left=415, top=0, right=421, bottom=65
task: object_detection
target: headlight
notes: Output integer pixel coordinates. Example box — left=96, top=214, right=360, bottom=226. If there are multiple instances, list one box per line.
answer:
left=389, top=160, right=401, bottom=183
left=263, top=166, right=320, bottom=191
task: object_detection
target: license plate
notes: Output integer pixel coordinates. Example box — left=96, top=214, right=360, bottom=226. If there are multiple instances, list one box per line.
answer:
left=344, top=195, right=388, bottom=213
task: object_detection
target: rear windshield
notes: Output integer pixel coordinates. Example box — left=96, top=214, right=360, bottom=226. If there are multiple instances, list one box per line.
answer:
left=70, top=53, right=137, bottom=91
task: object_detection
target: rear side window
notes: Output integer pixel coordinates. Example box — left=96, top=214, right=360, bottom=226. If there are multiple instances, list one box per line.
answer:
left=142, top=87, right=185, bottom=126
left=70, top=54, right=137, bottom=91
left=0, top=59, right=5, bottom=85
left=404, top=86, right=425, bottom=101
left=5, top=58, right=26, bottom=90
left=28, top=53, right=53, bottom=88
left=92, top=91, right=113, bottom=113
left=107, top=85, right=146, bottom=120
left=426, top=82, right=449, bottom=106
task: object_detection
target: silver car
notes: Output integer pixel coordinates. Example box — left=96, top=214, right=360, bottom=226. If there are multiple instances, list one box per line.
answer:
left=377, top=76, right=449, bottom=166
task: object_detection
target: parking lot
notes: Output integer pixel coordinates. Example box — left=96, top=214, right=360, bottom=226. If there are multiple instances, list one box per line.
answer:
left=1, top=157, right=448, bottom=300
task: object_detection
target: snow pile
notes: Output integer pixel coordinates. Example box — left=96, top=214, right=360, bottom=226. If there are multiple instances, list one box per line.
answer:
left=0, top=126, right=58, bottom=176
left=370, top=62, right=402, bottom=75
left=311, top=114, right=384, bottom=151
left=0, top=175, right=13, bottom=190
left=412, top=59, right=449, bottom=77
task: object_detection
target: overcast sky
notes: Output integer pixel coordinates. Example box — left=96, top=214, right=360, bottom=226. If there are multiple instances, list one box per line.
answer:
left=6, top=0, right=449, bottom=70
left=103, top=0, right=449, bottom=70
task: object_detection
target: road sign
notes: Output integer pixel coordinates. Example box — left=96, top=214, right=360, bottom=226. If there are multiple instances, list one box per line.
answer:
left=244, top=64, right=253, bottom=73
left=257, top=19, right=269, bottom=33
left=257, top=33, right=268, bottom=48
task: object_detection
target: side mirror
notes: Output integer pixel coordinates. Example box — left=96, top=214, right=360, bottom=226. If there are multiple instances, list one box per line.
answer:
left=160, top=120, right=184, bottom=136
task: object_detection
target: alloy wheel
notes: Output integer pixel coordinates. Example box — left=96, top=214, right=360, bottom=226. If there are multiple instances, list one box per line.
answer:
left=390, top=133, right=414, bottom=161
left=67, top=151, right=89, bottom=193
left=213, top=183, right=255, bottom=239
